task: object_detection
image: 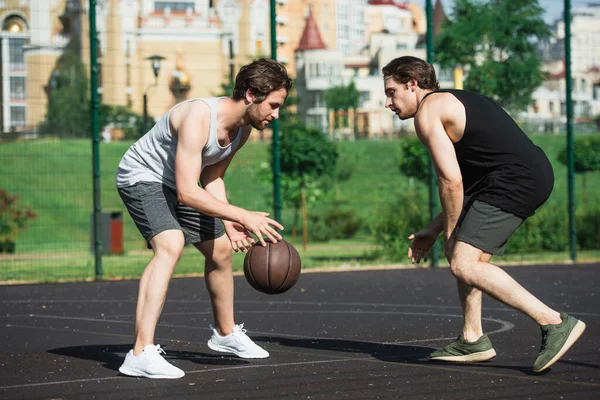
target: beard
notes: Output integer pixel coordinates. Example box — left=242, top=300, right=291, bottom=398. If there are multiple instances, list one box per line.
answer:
left=247, top=104, right=268, bottom=130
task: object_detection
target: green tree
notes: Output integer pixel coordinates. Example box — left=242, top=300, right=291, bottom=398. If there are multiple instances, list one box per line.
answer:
left=258, top=122, right=338, bottom=240
left=558, top=135, right=600, bottom=208
left=398, top=138, right=430, bottom=184
left=324, top=82, right=360, bottom=136
left=41, top=50, right=90, bottom=136
left=435, top=0, right=551, bottom=112
left=100, top=105, right=148, bottom=140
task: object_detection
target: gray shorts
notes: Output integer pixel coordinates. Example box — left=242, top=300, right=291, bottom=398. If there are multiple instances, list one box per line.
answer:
left=456, top=200, right=523, bottom=256
left=117, top=181, right=225, bottom=246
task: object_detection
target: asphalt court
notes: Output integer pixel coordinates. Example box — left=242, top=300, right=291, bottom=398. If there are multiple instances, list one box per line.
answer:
left=1, top=264, right=599, bottom=399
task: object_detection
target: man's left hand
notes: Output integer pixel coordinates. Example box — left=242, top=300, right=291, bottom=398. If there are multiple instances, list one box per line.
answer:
left=224, top=221, right=255, bottom=252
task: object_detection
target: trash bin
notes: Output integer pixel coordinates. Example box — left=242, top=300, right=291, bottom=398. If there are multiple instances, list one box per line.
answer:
left=90, top=211, right=124, bottom=255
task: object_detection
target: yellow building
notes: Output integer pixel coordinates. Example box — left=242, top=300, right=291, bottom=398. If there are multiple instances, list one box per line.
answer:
left=1, top=0, right=429, bottom=136
left=0, top=0, right=280, bottom=135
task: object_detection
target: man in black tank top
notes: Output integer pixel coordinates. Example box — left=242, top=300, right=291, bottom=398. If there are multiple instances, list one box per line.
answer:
left=382, top=56, right=585, bottom=373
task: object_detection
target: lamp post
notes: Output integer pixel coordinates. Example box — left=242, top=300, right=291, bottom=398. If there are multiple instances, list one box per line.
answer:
left=143, top=55, right=165, bottom=132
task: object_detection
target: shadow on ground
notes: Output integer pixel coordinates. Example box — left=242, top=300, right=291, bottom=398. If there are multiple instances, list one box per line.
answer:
left=256, top=336, right=434, bottom=363
left=48, top=344, right=249, bottom=372
left=256, top=336, right=564, bottom=375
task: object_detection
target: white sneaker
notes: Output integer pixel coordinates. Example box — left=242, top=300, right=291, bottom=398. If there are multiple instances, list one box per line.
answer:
left=207, top=323, right=269, bottom=359
left=119, top=344, right=185, bottom=379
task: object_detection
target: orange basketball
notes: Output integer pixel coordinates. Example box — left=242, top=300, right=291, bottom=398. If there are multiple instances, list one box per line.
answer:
left=243, top=240, right=301, bottom=295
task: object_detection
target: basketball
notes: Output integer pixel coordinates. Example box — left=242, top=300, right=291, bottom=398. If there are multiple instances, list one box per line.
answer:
left=243, top=240, right=301, bottom=295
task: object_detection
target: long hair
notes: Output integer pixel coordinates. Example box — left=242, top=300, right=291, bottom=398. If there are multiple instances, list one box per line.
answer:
left=382, top=56, right=440, bottom=90
left=232, top=58, right=292, bottom=102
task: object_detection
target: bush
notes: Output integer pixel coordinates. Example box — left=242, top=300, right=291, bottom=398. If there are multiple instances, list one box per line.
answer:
left=576, top=206, right=600, bottom=250
left=506, top=203, right=569, bottom=253
left=0, top=189, right=37, bottom=250
left=370, top=194, right=593, bottom=259
left=369, top=189, right=431, bottom=261
left=398, top=138, right=429, bottom=183
left=101, top=105, right=150, bottom=140
left=309, top=201, right=364, bottom=242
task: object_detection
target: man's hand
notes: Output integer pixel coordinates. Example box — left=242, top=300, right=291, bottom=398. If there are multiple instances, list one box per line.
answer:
left=224, top=221, right=255, bottom=252
left=408, top=228, right=439, bottom=264
left=240, top=211, right=284, bottom=246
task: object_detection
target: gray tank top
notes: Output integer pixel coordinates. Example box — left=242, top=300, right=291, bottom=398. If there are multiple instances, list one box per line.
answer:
left=116, top=97, right=243, bottom=189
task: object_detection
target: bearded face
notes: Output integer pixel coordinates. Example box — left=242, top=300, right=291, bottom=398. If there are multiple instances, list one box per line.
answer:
left=244, top=87, right=288, bottom=130
left=246, top=102, right=269, bottom=130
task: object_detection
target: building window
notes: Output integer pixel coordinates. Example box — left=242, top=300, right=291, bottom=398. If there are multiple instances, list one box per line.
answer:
left=10, top=106, right=26, bottom=127
left=359, top=91, right=370, bottom=103
left=9, top=38, right=26, bottom=72
left=154, top=1, right=194, bottom=12
left=10, top=76, right=26, bottom=100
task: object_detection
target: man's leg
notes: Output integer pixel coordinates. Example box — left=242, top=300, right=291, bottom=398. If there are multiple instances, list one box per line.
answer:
left=450, top=241, right=561, bottom=326
left=195, top=235, right=269, bottom=359
left=450, top=240, right=586, bottom=372
left=458, top=252, right=490, bottom=342
left=194, top=235, right=235, bottom=336
left=133, top=230, right=185, bottom=354
left=431, top=251, right=496, bottom=362
left=118, top=229, right=186, bottom=379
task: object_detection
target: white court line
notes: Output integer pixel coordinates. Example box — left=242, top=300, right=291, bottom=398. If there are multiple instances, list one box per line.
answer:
left=3, top=315, right=598, bottom=391
left=2, top=299, right=599, bottom=319
left=3, top=310, right=514, bottom=341
left=2, top=349, right=600, bottom=391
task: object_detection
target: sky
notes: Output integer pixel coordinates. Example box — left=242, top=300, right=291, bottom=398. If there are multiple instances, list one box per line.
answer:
left=416, top=0, right=596, bottom=24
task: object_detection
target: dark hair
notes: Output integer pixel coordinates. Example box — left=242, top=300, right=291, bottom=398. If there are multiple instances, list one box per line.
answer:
left=232, top=58, right=292, bottom=102
left=382, top=56, right=440, bottom=91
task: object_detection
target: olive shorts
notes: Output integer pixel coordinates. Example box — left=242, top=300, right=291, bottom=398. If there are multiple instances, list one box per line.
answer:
left=456, top=200, right=523, bottom=256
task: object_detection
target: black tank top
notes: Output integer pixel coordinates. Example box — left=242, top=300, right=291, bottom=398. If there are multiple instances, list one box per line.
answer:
left=422, top=89, right=554, bottom=218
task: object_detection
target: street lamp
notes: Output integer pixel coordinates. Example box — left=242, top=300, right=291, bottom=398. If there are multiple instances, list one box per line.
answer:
left=143, top=54, right=166, bottom=132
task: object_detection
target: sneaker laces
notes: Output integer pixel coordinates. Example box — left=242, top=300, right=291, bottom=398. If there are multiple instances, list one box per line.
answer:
left=232, top=323, right=247, bottom=335
left=145, top=344, right=167, bottom=357
left=539, top=329, right=550, bottom=351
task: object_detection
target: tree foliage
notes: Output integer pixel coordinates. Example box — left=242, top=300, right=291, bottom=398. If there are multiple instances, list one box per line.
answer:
left=435, top=0, right=551, bottom=111
left=324, top=82, right=360, bottom=112
left=398, top=138, right=430, bottom=183
left=558, top=136, right=600, bottom=174
left=324, top=82, right=361, bottom=132
left=41, top=50, right=90, bottom=136
left=557, top=136, right=600, bottom=207
left=258, top=122, right=338, bottom=233
left=278, top=121, right=338, bottom=181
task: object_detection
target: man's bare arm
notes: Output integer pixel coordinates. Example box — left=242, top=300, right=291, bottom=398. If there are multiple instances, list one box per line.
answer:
left=174, top=107, right=246, bottom=223
left=199, top=128, right=251, bottom=211
left=414, top=101, right=463, bottom=239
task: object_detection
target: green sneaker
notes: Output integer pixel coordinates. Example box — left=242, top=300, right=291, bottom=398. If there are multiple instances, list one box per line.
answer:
left=430, top=334, right=496, bottom=362
left=533, top=312, right=586, bottom=373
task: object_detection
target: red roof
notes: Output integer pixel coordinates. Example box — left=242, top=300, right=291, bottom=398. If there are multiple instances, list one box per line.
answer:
left=368, top=0, right=409, bottom=10
left=433, top=0, right=446, bottom=38
left=296, top=10, right=327, bottom=51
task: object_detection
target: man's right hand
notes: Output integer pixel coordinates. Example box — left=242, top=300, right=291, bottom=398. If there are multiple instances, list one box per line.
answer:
left=240, top=211, right=284, bottom=246
left=407, top=228, right=438, bottom=264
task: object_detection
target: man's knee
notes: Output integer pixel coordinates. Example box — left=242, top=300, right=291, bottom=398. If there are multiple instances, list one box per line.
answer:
left=152, top=230, right=185, bottom=263
left=199, top=236, right=232, bottom=267
left=449, top=242, right=483, bottom=283
left=449, top=258, right=471, bottom=282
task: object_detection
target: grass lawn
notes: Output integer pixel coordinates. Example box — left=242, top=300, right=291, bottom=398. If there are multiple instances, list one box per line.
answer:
left=1, top=133, right=599, bottom=283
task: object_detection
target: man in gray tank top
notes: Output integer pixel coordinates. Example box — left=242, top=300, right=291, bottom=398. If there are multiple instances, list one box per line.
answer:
left=116, top=59, right=292, bottom=379
left=382, top=56, right=585, bottom=374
